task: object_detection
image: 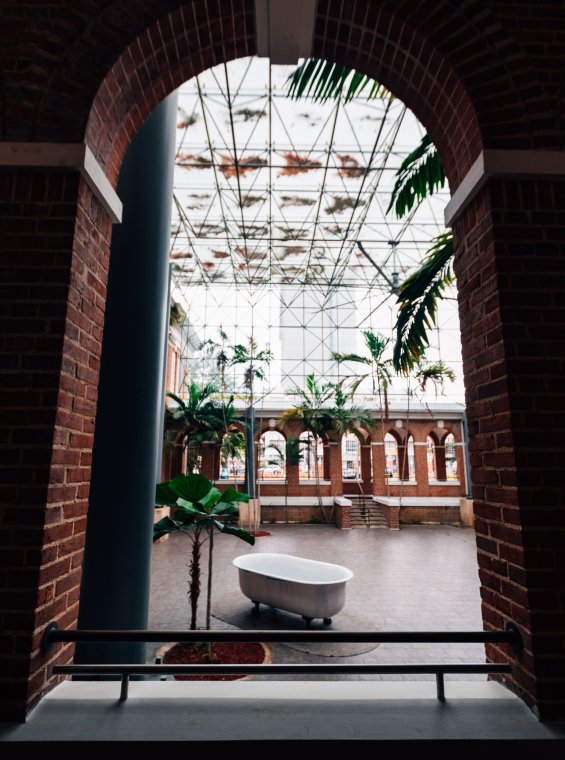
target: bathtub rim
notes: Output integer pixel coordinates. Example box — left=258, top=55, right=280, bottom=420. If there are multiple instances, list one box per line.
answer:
left=233, top=552, right=354, bottom=585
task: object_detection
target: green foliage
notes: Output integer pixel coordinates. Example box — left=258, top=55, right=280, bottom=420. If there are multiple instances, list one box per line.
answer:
left=154, top=473, right=254, bottom=630
left=387, top=134, right=446, bottom=218
left=332, top=330, right=392, bottom=418
left=164, top=385, right=240, bottom=474
left=154, top=473, right=250, bottom=526
left=279, top=373, right=335, bottom=439
left=392, top=233, right=454, bottom=374
left=413, top=360, right=456, bottom=394
left=285, top=435, right=302, bottom=467
left=285, top=58, right=389, bottom=103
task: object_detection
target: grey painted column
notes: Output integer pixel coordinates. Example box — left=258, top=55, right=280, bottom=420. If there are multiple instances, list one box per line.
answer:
left=76, top=92, right=178, bottom=665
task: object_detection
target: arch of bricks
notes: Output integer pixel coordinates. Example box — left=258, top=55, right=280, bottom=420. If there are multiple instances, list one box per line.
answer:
left=1, top=0, right=565, bottom=722
left=196, top=418, right=468, bottom=524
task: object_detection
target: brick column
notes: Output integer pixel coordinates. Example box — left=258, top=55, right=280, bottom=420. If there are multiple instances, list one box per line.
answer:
left=360, top=444, right=372, bottom=493
left=200, top=442, right=220, bottom=481
left=322, top=442, right=331, bottom=481
left=435, top=440, right=447, bottom=481
left=454, top=178, right=565, bottom=721
left=0, top=170, right=112, bottom=721
left=371, top=442, right=386, bottom=495
left=413, top=439, right=430, bottom=493
left=327, top=442, right=343, bottom=498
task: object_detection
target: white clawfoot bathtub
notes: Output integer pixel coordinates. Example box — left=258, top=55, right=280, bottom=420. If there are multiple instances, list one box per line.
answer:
left=233, top=552, right=353, bottom=626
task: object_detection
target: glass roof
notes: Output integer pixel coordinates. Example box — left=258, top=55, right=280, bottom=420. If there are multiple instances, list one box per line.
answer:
left=169, top=57, right=464, bottom=406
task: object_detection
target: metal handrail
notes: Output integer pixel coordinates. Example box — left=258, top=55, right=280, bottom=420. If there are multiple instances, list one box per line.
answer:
left=43, top=621, right=522, bottom=703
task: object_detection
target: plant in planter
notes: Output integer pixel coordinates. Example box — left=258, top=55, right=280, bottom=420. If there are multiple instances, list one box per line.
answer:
left=154, top=472, right=255, bottom=630
left=154, top=473, right=263, bottom=676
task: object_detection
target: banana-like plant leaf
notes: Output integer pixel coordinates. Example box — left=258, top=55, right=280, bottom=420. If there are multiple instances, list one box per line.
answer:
left=217, top=487, right=250, bottom=504
left=175, top=497, right=203, bottom=514
left=153, top=515, right=178, bottom=542
left=393, top=232, right=454, bottom=373
left=211, top=501, right=239, bottom=516
left=214, top=520, right=255, bottom=545
left=196, top=487, right=222, bottom=510
left=170, top=473, right=213, bottom=503
left=155, top=481, right=182, bottom=506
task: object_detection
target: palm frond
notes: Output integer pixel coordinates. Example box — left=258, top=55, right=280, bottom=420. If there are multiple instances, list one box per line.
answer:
left=393, top=232, right=454, bottom=374
left=285, top=58, right=390, bottom=103
left=414, top=361, right=456, bottom=393
left=362, top=330, right=390, bottom=361
left=332, top=352, right=372, bottom=365
left=386, top=134, right=446, bottom=218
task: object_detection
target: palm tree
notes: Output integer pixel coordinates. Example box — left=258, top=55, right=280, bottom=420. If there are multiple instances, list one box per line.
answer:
left=279, top=373, right=334, bottom=522
left=284, top=58, right=454, bottom=375
left=220, top=428, right=246, bottom=479
left=165, top=384, right=239, bottom=475
left=332, top=329, right=393, bottom=421
left=229, top=335, right=273, bottom=501
left=154, top=473, right=255, bottom=630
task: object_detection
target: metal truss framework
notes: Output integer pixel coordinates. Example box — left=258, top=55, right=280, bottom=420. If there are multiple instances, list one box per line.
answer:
left=169, top=57, right=463, bottom=405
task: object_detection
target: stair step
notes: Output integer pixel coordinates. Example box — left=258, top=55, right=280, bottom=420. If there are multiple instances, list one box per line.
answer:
left=347, top=504, right=389, bottom=529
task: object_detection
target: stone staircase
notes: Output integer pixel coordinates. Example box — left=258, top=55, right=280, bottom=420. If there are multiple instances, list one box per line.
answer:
left=348, top=496, right=389, bottom=529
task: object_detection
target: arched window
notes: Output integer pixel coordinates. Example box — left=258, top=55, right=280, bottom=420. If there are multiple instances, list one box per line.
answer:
left=258, top=430, right=286, bottom=480
left=219, top=429, right=245, bottom=481
left=341, top=432, right=360, bottom=479
left=385, top=432, right=399, bottom=479
left=299, top=431, right=323, bottom=480
left=405, top=435, right=416, bottom=481
left=385, top=431, right=415, bottom=481
left=445, top=433, right=458, bottom=480
left=427, top=435, right=437, bottom=482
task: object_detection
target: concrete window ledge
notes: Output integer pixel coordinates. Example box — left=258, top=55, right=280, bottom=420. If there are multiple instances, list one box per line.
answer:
left=1, top=680, right=565, bottom=747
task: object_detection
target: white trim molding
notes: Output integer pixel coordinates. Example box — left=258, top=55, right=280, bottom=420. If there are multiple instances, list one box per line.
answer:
left=255, top=0, right=317, bottom=64
left=445, top=149, right=565, bottom=226
left=0, top=142, right=122, bottom=222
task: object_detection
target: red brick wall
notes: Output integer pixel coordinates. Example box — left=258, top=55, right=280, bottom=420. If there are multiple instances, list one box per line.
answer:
left=454, top=178, right=565, bottom=719
left=0, top=174, right=111, bottom=719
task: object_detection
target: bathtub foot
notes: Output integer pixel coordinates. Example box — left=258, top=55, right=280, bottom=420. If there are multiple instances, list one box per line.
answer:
left=323, top=617, right=332, bottom=626
left=302, top=616, right=313, bottom=628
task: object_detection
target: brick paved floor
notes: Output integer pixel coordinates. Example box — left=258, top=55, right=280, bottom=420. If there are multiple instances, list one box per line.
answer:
left=148, top=523, right=487, bottom=680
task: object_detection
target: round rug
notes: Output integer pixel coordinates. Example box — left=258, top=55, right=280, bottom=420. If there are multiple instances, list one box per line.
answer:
left=212, top=597, right=380, bottom=656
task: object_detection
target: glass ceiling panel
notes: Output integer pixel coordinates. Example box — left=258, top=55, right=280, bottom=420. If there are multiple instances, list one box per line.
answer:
left=169, top=57, right=463, bottom=406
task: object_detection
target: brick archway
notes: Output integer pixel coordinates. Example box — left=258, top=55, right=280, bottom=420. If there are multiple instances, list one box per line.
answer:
left=2, top=0, right=565, bottom=723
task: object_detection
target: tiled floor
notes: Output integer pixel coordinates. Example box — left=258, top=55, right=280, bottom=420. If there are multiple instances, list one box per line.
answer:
left=148, top=523, right=488, bottom=680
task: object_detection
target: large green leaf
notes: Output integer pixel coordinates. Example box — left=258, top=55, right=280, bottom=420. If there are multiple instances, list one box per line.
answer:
left=155, top=481, right=182, bottom=506
left=153, top=515, right=178, bottom=542
left=196, top=487, right=222, bottom=511
left=211, top=501, right=239, bottom=516
left=175, top=497, right=203, bottom=515
left=170, top=473, right=213, bottom=502
left=392, top=232, right=454, bottom=373
left=215, top=521, right=255, bottom=545
left=218, top=487, right=250, bottom=504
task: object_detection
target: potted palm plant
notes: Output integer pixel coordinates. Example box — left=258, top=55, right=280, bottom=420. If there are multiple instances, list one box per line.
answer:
left=153, top=473, right=270, bottom=676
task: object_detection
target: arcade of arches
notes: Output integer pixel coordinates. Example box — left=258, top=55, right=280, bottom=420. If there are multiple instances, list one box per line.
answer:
left=161, top=413, right=467, bottom=529
left=1, top=0, right=565, bottom=726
